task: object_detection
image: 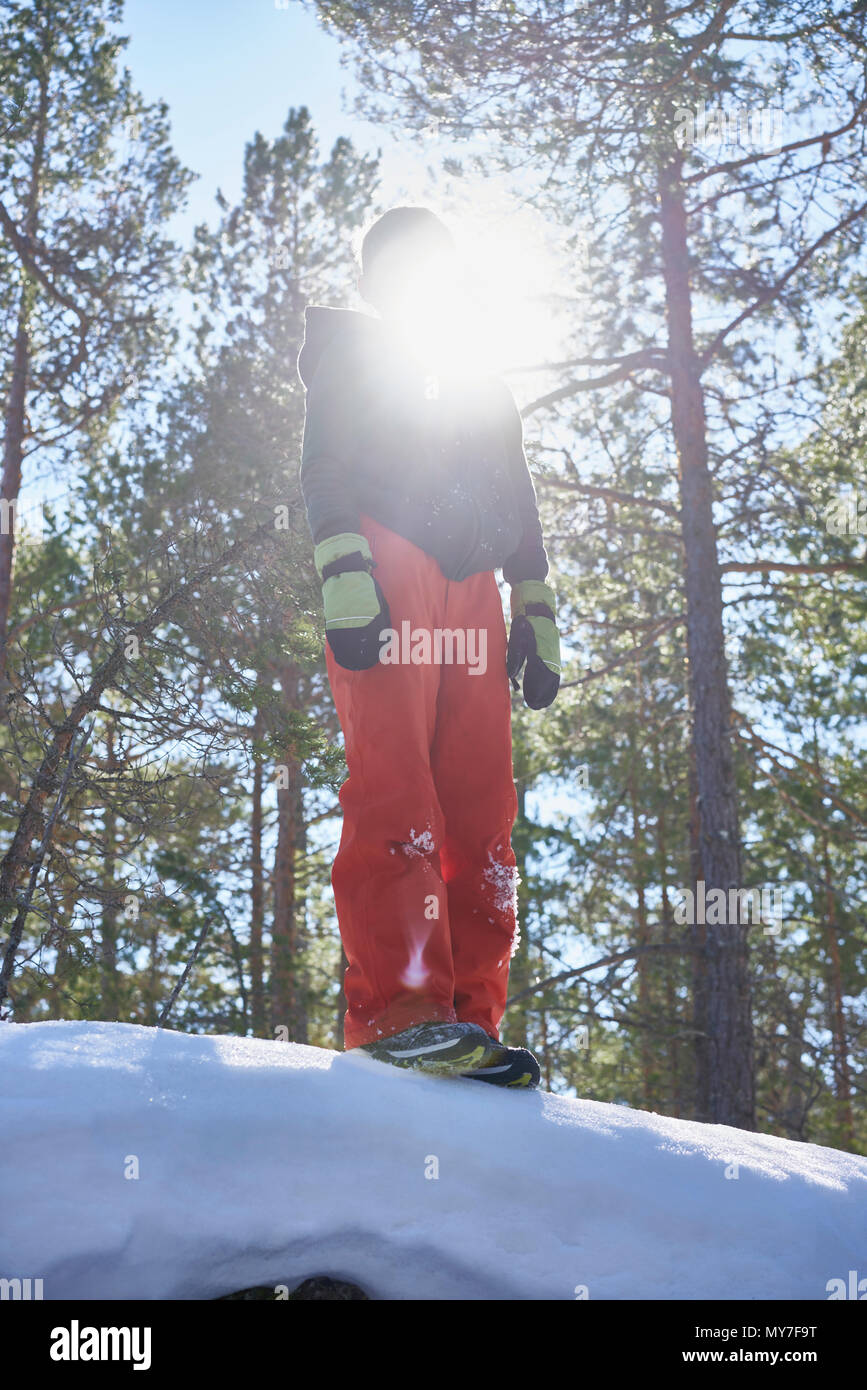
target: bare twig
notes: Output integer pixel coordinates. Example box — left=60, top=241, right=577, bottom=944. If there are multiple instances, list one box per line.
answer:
left=507, top=942, right=693, bottom=1008
left=157, top=917, right=211, bottom=1027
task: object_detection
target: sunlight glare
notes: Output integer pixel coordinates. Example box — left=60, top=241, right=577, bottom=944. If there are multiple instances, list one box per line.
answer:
left=364, top=171, right=575, bottom=385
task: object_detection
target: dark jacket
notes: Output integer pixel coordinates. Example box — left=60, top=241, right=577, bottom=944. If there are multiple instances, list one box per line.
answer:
left=297, top=305, right=548, bottom=584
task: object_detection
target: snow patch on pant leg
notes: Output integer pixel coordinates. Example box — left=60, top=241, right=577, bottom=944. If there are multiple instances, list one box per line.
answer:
left=482, top=854, right=522, bottom=957
left=397, top=825, right=436, bottom=859
left=389, top=827, right=434, bottom=857
left=391, top=825, right=440, bottom=987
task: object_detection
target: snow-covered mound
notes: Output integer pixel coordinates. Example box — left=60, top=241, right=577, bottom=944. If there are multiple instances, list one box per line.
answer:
left=1, top=1021, right=864, bottom=1300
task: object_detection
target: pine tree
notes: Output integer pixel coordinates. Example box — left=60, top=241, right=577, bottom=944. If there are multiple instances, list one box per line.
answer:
left=0, top=0, right=193, bottom=691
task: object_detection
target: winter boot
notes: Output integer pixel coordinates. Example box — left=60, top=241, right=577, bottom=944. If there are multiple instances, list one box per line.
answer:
left=461, top=1035, right=541, bottom=1090
left=357, top=1020, right=506, bottom=1077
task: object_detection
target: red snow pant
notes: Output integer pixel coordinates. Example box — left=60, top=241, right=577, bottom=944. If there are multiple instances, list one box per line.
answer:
left=325, top=514, right=520, bottom=1050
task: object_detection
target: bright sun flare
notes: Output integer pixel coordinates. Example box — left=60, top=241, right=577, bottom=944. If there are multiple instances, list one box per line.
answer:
left=360, top=180, right=576, bottom=386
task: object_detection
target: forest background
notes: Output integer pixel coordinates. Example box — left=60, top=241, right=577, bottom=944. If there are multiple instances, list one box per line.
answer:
left=1, top=0, right=865, bottom=1147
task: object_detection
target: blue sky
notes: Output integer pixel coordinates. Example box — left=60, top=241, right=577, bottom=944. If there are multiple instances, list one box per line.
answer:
left=119, top=0, right=498, bottom=251
left=122, top=0, right=386, bottom=239
left=119, top=0, right=578, bottom=367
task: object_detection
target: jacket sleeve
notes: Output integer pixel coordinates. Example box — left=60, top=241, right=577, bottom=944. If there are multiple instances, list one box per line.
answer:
left=495, top=381, right=549, bottom=585
left=299, top=339, right=363, bottom=544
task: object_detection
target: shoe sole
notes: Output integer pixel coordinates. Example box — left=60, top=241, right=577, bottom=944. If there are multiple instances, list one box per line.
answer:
left=363, top=1039, right=499, bottom=1077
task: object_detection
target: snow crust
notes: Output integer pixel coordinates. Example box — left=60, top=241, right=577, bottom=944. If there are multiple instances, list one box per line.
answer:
left=1, top=1020, right=864, bottom=1300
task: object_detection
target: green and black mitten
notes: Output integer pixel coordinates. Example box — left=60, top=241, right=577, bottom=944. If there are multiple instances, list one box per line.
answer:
left=313, top=532, right=390, bottom=671
left=506, top=579, right=561, bottom=709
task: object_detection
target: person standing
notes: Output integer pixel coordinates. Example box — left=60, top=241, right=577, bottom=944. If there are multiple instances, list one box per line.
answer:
left=297, top=207, right=560, bottom=1087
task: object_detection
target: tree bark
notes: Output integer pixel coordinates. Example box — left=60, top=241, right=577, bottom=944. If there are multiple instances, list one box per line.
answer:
left=0, top=46, right=49, bottom=691
left=269, top=661, right=307, bottom=1042
left=654, top=772, right=681, bottom=1118
left=687, top=742, right=709, bottom=1119
left=100, top=727, right=121, bottom=1020
left=628, top=679, right=654, bottom=1107
left=0, top=314, right=29, bottom=691
left=814, top=769, right=854, bottom=1148
left=334, top=947, right=348, bottom=1050
left=249, top=709, right=266, bottom=1036
left=659, top=160, right=755, bottom=1129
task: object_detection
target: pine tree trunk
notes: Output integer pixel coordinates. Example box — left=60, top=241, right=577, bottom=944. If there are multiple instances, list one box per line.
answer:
left=819, top=826, right=854, bottom=1148
left=659, top=161, right=755, bottom=1129
left=249, top=710, right=266, bottom=1036
left=145, top=920, right=161, bottom=1026
left=688, top=743, right=709, bottom=1118
left=269, top=662, right=307, bottom=1042
left=48, top=880, right=76, bottom=1019
left=334, top=947, right=348, bottom=1050
left=653, top=737, right=681, bottom=1117
left=630, top=753, right=653, bottom=1108
left=780, top=992, right=809, bottom=1140
left=0, top=314, right=29, bottom=691
left=0, top=54, right=48, bottom=692
left=100, top=729, right=121, bottom=1020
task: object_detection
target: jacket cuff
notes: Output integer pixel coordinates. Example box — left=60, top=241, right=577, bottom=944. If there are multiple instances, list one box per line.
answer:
left=502, top=536, right=549, bottom=586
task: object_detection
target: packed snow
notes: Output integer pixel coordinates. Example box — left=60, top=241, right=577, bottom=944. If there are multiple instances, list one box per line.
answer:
left=1, top=1020, right=864, bottom=1300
